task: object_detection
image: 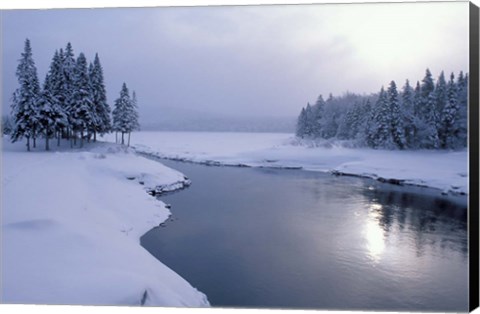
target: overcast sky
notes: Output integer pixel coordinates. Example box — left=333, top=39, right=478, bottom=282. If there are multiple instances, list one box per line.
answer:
left=1, top=2, right=469, bottom=121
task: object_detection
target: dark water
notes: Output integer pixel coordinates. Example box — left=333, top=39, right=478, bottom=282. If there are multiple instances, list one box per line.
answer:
left=141, top=159, right=468, bottom=312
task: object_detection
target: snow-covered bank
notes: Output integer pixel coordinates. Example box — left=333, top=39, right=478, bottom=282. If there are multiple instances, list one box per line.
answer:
left=1, top=138, right=209, bottom=306
left=104, top=131, right=468, bottom=195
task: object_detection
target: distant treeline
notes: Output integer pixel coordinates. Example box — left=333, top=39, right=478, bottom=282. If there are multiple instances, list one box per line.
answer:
left=4, top=39, right=139, bottom=151
left=296, top=69, right=468, bottom=150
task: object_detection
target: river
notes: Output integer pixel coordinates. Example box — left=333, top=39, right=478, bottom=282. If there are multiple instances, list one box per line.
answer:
left=141, top=159, right=468, bottom=311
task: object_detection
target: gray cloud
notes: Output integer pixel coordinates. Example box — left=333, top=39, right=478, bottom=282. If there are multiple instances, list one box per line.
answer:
left=1, top=2, right=469, bottom=124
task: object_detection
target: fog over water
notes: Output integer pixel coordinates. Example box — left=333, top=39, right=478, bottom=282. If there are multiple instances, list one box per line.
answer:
left=2, top=2, right=468, bottom=130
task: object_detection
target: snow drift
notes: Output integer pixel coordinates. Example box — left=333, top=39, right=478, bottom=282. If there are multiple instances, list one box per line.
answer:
left=1, top=139, right=209, bottom=306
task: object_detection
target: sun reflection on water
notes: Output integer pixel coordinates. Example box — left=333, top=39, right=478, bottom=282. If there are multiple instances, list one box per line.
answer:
left=364, top=203, right=386, bottom=262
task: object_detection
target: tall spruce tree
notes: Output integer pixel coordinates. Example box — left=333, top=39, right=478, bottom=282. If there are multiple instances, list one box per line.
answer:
left=311, top=95, right=325, bottom=137
left=71, top=52, right=95, bottom=148
left=37, top=55, right=68, bottom=151
left=370, top=87, right=391, bottom=148
left=44, top=50, right=68, bottom=147
left=439, top=73, right=460, bottom=148
left=401, top=80, right=415, bottom=148
left=456, top=71, right=468, bottom=146
left=112, top=83, right=132, bottom=145
left=62, top=43, right=76, bottom=143
left=127, top=91, right=140, bottom=146
left=388, top=81, right=406, bottom=149
left=89, top=53, right=111, bottom=141
left=296, top=107, right=307, bottom=138
left=11, top=39, right=41, bottom=151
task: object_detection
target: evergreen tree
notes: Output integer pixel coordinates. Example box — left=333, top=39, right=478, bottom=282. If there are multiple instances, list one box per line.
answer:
left=387, top=81, right=406, bottom=149
left=401, top=80, right=415, bottom=148
left=356, top=99, right=373, bottom=145
left=420, top=68, right=435, bottom=99
left=130, top=91, right=140, bottom=130
left=435, top=71, right=448, bottom=116
left=71, top=52, right=95, bottom=148
left=417, top=69, right=439, bottom=148
left=112, top=83, right=132, bottom=145
left=38, top=52, right=69, bottom=151
left=303, top=103, right=315, bottom=137
left=439, top=73, right=460, bottom=148
left=62, top=43, right=76, bottom=143
left=44, top=50, right=69, bottom=147
left=10, top=39, right=41, bottom=151
left=127, top=90, right=140, bottom=146
left=369, top=87, right=391, bottom=148
left=311, top=95, right=325, bottom=137
left=456, top=71, right=468, bottom=146
left=89, top=53, right=111, bottom=141
left=296, top=107, right=307, bottom=138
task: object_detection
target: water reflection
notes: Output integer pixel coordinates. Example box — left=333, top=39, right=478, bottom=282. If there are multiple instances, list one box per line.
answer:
left=364, top=204, right=386, bottom=262
left=362, top=185, right=467, bottom=259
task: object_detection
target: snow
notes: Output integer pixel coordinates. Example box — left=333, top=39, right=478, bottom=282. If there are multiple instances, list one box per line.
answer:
left=105, top=131, right=469, bottom=195
left=1, top=138, right=209, bottom=307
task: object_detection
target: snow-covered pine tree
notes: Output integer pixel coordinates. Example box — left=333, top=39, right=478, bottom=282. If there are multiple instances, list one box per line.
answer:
left=337, top=105, right=356, bottom=140
left=112, top=83, right=131, bottom=145
left=369, top=87, right=391, bottom=148
left=10, top=39, right=41, bottom=151
left=52, top=51, right=65, bottom=145
left=321, top=101, right=339, bottom=139
left=387, top=81, right=406, bottom=149
left=401, top=80, right=415, bottom=148
left=411, top=81, right=424, bottom=148
left=439, top=73, right=460, bottom=148
left=417, top=69, right=439, bottom=148
left=37, top=54, right=68, bottom=151
left=296, top=107, right=307, bottom=138
left=422, top=93, right=440, bottom=148
left=71, top=52, right=95, bottom=148
left=349, top=102, right=367, bottom=140
left=62, top=43, right=76, bottom=144
left=435, top=71, right=448, bottom=118
left=303, top=103, right=315, bottom=137
left=45, top=50, right=69, bottom=146
left=89, top=53, right=111, bottom=141
left=356, top=98, right=373, bottom=145
left=311, top=95, right=325, bottom=137
left=420, top=68, right=435, bottom=100
left=456, top=71, right=468, bottom=147
left=127, top=90, right=140, bottom=146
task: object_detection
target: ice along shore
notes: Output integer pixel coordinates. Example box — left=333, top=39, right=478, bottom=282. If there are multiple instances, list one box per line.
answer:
left=118, top=131, right=468, bottom=196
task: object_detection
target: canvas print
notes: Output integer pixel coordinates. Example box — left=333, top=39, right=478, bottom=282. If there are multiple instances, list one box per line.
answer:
left=1, top=1, right=478, bottom=312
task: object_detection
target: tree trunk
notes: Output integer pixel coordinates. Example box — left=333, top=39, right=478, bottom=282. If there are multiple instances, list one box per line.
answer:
left=128, top=132, right=131, bottom=146
left=80, top=129, right=84, bottom=148
left=74, top=132, right=77, bottom=146
left=57, top=130, right=61, bottom=147
left=94, top=131, right=97, bottom=142
left=26, top=136, right=30, bottom=152
left=46, top=134, right=50, bottom=151
left=121, top=132, right=125, bottom=145
left=115, top=132, right=118, bottom=144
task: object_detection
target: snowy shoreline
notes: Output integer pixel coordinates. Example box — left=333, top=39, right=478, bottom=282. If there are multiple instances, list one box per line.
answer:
left=1, top=139, right=209, bottom=306
left=124, top=131, right=468, bottom=198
